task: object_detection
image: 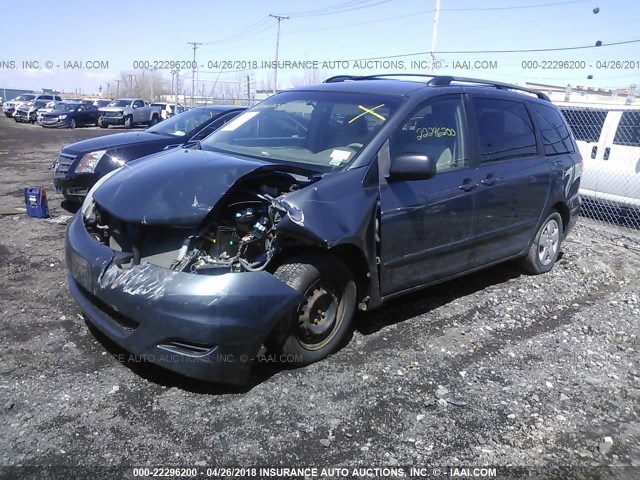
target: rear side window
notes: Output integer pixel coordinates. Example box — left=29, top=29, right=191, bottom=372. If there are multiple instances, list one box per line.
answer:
left=560, top=108, right=607, bottom=143
left=613, top=111, right=640, bottom=147
left=530, top=103, right=574, bottom=155
left=473, top=98, right=537, bottom=162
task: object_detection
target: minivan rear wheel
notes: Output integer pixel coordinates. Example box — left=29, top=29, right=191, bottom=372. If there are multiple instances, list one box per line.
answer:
left=270, top=254, right=356, bottom=365
left=519, top=211, right=563, bottom=275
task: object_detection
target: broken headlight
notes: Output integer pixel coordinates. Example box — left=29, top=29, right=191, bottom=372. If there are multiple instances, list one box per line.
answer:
left=81, top=167, right=123, bottom=222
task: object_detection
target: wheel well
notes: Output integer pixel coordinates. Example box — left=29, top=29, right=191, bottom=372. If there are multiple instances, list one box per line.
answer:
left=552, top=201, right=570, bottom=231
left=329, top=244, right=370, bottom=304
left=271, top=244, right=370, bottom=305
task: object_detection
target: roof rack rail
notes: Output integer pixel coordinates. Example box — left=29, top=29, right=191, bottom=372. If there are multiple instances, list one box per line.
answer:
left=427, top=76, right=550, bottom=101
left=323, top=73, right=550, bottom=101
left=323, top=75, right=363, bottom=83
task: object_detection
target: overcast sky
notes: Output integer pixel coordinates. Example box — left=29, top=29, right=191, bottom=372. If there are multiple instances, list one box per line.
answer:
left=1, top=0, right=638, bottom=95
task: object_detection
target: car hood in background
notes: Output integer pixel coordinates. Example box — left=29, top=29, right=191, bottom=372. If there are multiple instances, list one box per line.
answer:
left=60, top=132, right=174, bottom=154
left=92, top=150, right=269, bottom=227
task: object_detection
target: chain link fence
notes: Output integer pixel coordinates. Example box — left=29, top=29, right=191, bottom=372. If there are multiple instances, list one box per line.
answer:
left=557, top=104, right=640, bottom=234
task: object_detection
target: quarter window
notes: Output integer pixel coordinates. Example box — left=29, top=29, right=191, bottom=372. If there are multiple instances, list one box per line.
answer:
left=613, top=111, right=640, bottom=147
left=390, top=96, right=468, bottom=172
left=473, top=98, right=537, bottom=162
left=530, top=103, right=574, bottom=155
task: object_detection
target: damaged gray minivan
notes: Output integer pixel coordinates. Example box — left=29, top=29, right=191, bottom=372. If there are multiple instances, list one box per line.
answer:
left=66, top=75, right=582, bottom=384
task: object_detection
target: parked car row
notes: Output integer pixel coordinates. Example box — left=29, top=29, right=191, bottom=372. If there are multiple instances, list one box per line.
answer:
left=4, top=95, right=184, bottom=130
left=3, top=93, right=63, bottom=117
left=60, top=75, right=582, bottom=385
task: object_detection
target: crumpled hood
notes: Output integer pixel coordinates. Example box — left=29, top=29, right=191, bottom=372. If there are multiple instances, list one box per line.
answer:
left=93, top=150, right=268, bottom=227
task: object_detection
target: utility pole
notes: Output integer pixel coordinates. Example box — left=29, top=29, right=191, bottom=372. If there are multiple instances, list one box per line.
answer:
left=269, top=14, right=289, bottom=96
left=188, top=42, right=203, bottom=108
left=430, top=0, right=441, bottom=73
left=246, top=75, right=251, bottom=106
left=115, top=79, right=120, bottom=97
left=173, top=69, right=180, bottom=111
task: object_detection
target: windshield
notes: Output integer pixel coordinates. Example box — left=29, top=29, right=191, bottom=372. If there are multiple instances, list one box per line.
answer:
left=146, top=107, right=222, bottom=137
left=55, top=103, right=80, bottom=112
left=108, top=100, right=131, bottom=107
left=15, top=95, right=36, bottom=101
left=200, top=90, right=401, bottom=170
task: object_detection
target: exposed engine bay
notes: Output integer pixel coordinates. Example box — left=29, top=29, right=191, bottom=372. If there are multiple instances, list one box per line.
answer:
left=84, top=171, right=315, bottom=275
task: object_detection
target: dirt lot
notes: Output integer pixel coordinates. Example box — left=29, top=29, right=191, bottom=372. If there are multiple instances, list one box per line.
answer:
left=0, top=115, right=639, bottom=477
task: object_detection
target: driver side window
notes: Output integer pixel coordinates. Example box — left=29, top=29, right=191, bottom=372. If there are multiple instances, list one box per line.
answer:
left=390, top=96, right=468, bottom=172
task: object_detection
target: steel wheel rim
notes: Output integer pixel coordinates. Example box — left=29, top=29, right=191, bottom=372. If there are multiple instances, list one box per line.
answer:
left=538, top=218, right=560, bottom=266
left=296, top=280, right=343, bottom=351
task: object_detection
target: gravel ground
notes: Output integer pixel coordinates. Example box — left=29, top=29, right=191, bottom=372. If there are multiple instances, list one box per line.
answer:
left=0, top=115, right=639, bottom=478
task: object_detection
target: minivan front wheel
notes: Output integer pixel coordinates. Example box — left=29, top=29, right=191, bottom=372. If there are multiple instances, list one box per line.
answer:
left=519, top=211, right=563, bottom=275
left=271, top=254, right=356, bottom=365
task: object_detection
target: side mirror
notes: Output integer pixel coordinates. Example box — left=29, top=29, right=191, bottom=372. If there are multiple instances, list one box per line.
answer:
left=388, top=154, right=437, bottom=181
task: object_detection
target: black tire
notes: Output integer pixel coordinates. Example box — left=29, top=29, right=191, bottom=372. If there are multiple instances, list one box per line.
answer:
left=69, top=118, right=77, bottom=129
left=270, top=254, right=356, bottom=365
left=519, top=211, right=563, bottom=275
left=148, top=115, right=158, bottom=126
left=124, top=116, right=133, bottom=129
left=98, top=116, right=108, bottom=128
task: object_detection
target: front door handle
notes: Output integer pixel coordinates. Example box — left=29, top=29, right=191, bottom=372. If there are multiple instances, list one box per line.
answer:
left=481, top=174, right=497, bottom=186
left=458, top=179, right=478, bottom=192
left=591, top=146, right=597, bottom=159
left=603, top=147, right=610, bottom=160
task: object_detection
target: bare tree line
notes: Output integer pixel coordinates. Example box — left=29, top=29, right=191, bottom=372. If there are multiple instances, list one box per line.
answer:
left=108, top=68, right=325, bottom=103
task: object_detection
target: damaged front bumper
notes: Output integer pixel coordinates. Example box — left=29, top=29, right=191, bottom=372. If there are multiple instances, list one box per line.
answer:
left=65, top=213, right=301, bottom=385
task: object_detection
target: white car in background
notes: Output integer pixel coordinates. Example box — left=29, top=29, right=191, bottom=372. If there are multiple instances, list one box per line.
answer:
left=151, top=102, right=184, bottom=120
left=36, top=101, right=61, bottom=124
left=560, top=103, right=640, bottom=211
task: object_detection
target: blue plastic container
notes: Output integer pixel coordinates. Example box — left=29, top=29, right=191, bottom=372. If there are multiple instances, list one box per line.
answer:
left=25, top=187, right=50, bottom=218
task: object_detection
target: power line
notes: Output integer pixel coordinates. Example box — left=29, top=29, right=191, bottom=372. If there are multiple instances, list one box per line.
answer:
left=275, top=0, right=391, bottom=18
left=274, top=0, right=380, bottom=17
left=202, top=22, right=275, bottom=47
left=190, top=38, right=640, bottom=77
left=202, top=16, right=272, bottom=45
left=339, top=39, right=640, bottom=62
left=441, top=0, right=590, bottom=11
